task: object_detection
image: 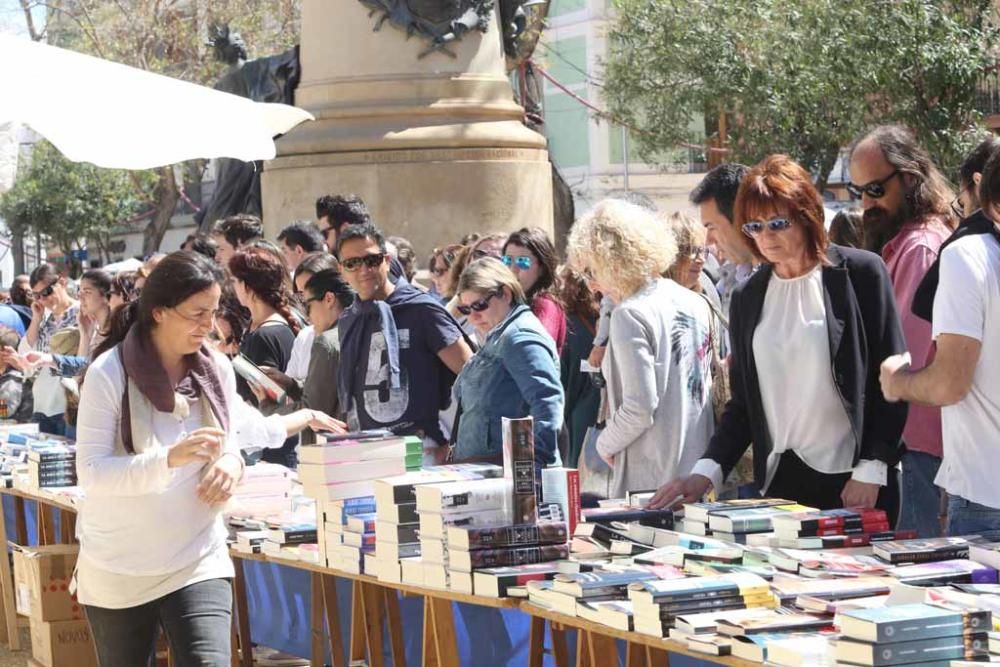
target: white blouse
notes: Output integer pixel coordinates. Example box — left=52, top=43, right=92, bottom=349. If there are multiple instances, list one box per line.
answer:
left=752, top=266, right=855, bottom=490
left=74, top=347, right=286, bottom=609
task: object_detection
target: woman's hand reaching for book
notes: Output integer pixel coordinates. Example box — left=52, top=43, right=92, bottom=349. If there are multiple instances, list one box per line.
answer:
left=647, top=474, right=712, bottom=510
left=304, top=410, right=347, bottom=434
left=197, top=451, right=243, bottom=505
left=167, top=427, right=226, bottom=468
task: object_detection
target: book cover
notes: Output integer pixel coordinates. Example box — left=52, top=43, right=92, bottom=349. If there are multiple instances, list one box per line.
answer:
left=448, top=543, right=569, bottom=572
left=502, top=417, right=537, bottom=524
left=472, top=562, right=565, bottom=597
left=448, top=521, right=567, bottom=551
left=298, top=435, right=420, bottom=465
left=835, top=632, right=988, bottom=666
left=872, top=535, right=985, bottom=564
left=552, top=570, right=659, bottom=597
left=838, top=604, right=966, bottom=643
left=682, top=498, right=792, bottom=523
left=373, top=464, right=503, bottom=506
left=541, top=467, right=580, bottom=535
left=414, top=478, right=510, bottom=513
left=232, top=354, right=286, bottom=402
left=627, top=573, right=768, bottom=604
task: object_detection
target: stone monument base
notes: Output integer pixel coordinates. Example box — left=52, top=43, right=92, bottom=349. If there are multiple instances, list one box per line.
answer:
left=262, top=146, right=553, bottom=259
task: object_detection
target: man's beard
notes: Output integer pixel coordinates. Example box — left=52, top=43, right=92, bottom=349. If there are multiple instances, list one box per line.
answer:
left=862, top=204, right=908, bottom=254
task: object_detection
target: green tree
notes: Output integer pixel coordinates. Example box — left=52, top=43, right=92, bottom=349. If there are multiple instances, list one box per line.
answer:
left=603, top=0, right=997, bottom=190
left=0, top=140, right=150, bottom=272
left=19, top=0, right=300, bottom=255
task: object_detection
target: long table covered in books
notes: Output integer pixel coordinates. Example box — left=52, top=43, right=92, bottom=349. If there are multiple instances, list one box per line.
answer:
left=0, top=484, right=760, bottom=667
left=5, top=423, right=1000, bottom=667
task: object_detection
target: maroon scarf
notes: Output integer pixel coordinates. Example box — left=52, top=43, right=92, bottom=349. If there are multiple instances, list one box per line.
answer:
left=118, top=326, right=229, bottom=454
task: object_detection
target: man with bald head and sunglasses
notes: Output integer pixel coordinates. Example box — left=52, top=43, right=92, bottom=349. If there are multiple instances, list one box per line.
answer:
left=336, top=222, right=474, bottom=465
left=848, top=124, right=956, bottom=538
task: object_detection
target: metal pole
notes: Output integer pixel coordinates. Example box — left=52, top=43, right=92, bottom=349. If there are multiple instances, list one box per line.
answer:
left=621, top=125, right=630, bottom=191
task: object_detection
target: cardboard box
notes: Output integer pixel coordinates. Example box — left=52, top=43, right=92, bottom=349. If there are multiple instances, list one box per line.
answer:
left=12, top=544, right=82, bottom=621
left=29, top=617, right=97, bottom=667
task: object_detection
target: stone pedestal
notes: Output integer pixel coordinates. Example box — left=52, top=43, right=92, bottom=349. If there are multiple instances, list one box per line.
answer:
left=262, top=1, right=553, bottom=260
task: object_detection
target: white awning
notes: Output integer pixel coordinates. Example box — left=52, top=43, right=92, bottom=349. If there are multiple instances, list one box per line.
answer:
left=0, top=35, right=313, bottom=170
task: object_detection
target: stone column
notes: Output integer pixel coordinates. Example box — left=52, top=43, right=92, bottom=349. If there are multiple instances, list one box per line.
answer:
left=261, top=1, right=553, bottom=260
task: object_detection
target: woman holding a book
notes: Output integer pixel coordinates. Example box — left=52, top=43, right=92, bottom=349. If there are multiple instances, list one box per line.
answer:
left=229, top=245, right=302, bottom=467
left=650, top=155, right=907, bottom=517
left=451, top=257, right=564, bottom=469
left=567, top=199, right=715, bottom=499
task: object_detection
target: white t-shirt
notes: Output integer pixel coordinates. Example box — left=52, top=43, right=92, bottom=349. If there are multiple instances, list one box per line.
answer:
left=286, top=325, right=315, bottom=382
left=932, top=231, right=1000, bottom=508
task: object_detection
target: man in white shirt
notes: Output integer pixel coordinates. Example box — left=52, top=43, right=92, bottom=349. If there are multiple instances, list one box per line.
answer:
left=881, top=154, right=1000, bottom=536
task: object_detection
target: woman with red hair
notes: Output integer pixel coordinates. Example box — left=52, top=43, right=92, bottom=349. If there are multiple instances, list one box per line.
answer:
left=651, top=155, right=908, bottom=519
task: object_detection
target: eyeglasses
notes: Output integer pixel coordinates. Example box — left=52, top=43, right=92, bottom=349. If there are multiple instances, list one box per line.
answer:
left=456, top=290, right=501, bottom=316
left=679, top=245, right=709, bottom=261
left=171, top=307, right=218, bottom=325
left=341, top=253, right=386, bottom=272
left=742, top=217, right=793, bottom=237
left=847, top=170, right=900, bottom=200
left=501, top=255, right=533, bottom=271
left=31, top=283, right=55, bottom=299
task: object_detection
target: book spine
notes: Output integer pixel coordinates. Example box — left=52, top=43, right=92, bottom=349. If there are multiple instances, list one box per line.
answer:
left=566, top=469, right=580, bottom=536
left=643, top=586, right=740, bottom=604
left=503, top=417, right=537, bottom=524
left=465, top=544, right=569, bottom=569
left=890, top=547, right=970, bottom=563
left=463, top=523, right=568, bottom=550
left=276, top=531, right=318, bottom=545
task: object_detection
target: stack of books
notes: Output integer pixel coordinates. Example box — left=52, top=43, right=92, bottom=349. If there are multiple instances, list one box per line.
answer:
left=298, top=433, right=423, bottom=502
left=415, top=476, right=511, bottom=590
left=26, top=444, right=76, bottom=489
left=317, top=496, right=376, bottom=569
left=872, top=536, right=986, bottom=565
left=260, top=515, right=319, bottom=563
left=527, top=569, right=659, bottom=619
left=229, top=462, right=294, bottom=519
left=769, top=508, right=905, bottom=549
left=678, top=498, right=797, bottom=537
left=834, top=603, right=991, bottom=666
left=627, top=573, right=776, bottom=639
left=369, top=463, right=504, bottom=583
left=445, top=521, right=570, bottom=594
left=472, top=561, right=577, bottom=598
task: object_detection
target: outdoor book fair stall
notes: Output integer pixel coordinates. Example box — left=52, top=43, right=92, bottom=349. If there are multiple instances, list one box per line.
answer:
left=3, top=419, right=1000, bottom=667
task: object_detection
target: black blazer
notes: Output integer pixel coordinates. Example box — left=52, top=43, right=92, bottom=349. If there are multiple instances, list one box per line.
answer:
left=703, top=245, right=908, bottom=485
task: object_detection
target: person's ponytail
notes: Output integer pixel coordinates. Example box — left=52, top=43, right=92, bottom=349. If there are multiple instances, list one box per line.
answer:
left=93, top=300, right=140, bottom=359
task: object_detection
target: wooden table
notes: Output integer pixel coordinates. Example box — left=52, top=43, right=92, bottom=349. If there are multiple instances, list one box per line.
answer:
left=521, top=603, right=760, bottom=667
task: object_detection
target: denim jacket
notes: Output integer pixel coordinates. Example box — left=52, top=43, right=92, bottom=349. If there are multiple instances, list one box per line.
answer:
left=453, top=304, right=563, bottom=466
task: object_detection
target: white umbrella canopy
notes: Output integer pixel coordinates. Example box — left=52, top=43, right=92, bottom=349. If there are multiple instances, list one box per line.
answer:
left=0, top=35, right=313, bottom=170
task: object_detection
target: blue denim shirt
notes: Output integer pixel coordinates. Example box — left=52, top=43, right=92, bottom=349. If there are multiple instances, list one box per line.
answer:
left=454, top=304, right=563, bottom=466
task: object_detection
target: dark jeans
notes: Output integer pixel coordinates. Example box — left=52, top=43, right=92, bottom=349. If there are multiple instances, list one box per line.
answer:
left=32, top=412, right=67, bottom=437
left=898, top=450, right=943, bottom=538
left=84, top=578, right=232, bottom=667
left=767, top=451, right=900, bottom=527
left=947, top=494, right=1000, bottom=537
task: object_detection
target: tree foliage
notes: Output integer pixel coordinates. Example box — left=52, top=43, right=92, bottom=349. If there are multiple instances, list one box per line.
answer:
left=20, top=0, right=300, bottom=255
left=0, top=140, right=151, bottom=268
left=603, top=0, right=998, bottom=190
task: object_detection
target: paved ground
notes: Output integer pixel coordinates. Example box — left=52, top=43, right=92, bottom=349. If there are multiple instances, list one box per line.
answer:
left=0, top=629, right=29, bottom=667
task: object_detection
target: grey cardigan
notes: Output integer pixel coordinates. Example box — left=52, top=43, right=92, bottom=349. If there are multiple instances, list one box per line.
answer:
left=596, top=279, right=716, bottom=498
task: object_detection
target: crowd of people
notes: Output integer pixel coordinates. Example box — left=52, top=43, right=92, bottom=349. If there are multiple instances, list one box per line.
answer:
left=0, top=123, right=997, bottom=664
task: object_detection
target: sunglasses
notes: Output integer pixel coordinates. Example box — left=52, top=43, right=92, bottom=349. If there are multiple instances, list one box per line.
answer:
left=847, top=170, right=900, bottom=200
left=456, top=289, right=501, bottom=316
left=679, top=245, right=709, bottom=261
left=341, top=253, right=386, bottom=272
left=742, top=217, right=793, bottom=237
left=31, top=284, right=55, bottom=299
left=501, top=255, right=533, bottom=271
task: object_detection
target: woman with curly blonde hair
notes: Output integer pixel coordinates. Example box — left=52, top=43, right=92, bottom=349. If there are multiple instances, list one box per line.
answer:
left=567, top=199, right=715, bottom=498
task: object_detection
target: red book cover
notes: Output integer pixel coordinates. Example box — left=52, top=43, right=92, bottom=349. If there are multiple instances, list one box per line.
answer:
left=567, top=469, right=580, bottom=536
